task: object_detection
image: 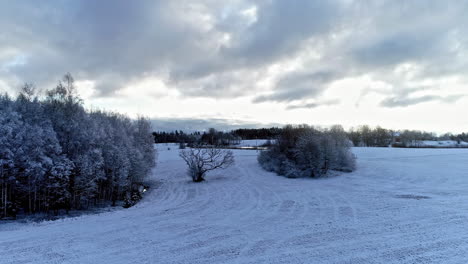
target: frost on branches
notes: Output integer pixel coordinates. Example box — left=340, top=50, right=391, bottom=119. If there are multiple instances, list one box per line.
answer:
left=258, top=125, right=355, bottom=178
left=0, top=74, right=156, bottom=219
left=179, top=147, right=234, bottom=182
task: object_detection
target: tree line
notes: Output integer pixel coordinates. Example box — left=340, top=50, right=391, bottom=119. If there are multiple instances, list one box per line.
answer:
left=153, top=128, right=243, bottom=147
left=0, top=74, right=156, bottom=219
left=154, top=125, right=468, bottom=148
left=152, top=127, right=281, bottom=144
left=232, top=128, right=281, bottom=140
left=347, top=125, right=468, bottom=147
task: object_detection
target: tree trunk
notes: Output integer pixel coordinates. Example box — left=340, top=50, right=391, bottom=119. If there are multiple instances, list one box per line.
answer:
left=193, top=172, right=205, bottom=182
left=0, top=183, right=2, bottom=218
left=2, top=182, right=6, bottom=218
left=111, top=184, right=118, bottom=206
left=27, top=174, right=32, bottom=214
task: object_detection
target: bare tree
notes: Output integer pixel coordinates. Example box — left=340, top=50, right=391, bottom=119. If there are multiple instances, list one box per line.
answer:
left=19, top=83, right=36, bottom=100
left=179, top=147, right=234, bottom=182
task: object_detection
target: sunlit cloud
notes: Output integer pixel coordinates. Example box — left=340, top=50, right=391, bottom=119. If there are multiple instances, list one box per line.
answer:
left=1, top=0, right=468, bottom=132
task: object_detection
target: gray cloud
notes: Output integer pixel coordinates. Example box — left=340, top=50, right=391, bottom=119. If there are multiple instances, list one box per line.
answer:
left=0, top=0, right=228, bottom=95
left=380, top=95, right=464, bottom=108
left=151, top=117, right=282, bottom=132
left=352, top=33, right=440, bottom=68
left=225, top=0, right=345, bottom=62
left=286, top=99, right=340, bottom=110
left=1, top=0, right=468, bottom=106
left=254, top=70, right=341, bottom=103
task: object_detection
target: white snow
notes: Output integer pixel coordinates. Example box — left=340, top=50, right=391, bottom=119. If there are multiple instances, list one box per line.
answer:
left=405, top=140, right=468, bottom=148
left=235, top=139, right=271, bottom=147
left=2, top=146, right=468, bottom=263
left=420, top=140, right=468, bottom=147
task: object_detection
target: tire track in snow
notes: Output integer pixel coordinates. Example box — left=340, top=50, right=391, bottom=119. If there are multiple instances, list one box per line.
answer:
left=4, top=147, right=468, bottom=263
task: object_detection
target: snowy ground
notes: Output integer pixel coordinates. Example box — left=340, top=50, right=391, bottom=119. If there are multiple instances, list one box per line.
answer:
left=418, top=140, right=468, bottom=147
left=2, top=146, right=468, bottom=263
left=234, top=139, right=272, bottom=147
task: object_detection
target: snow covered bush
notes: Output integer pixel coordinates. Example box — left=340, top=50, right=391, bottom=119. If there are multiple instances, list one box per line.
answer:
left=0, top=74, right=156, bottom=218
left=258, top=125, right=355, bottom=178
left=179, top=147, right=234, bottom=182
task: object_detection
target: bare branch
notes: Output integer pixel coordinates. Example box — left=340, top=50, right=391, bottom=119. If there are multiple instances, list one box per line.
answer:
left=179, top=147, right=234, bottom=182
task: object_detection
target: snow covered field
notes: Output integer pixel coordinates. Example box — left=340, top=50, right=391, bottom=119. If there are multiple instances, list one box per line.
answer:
left=2, top=146, right=468, bottom=263
left=417, top=140, right=468, bottom=148
left=234, top=139, right=271, bottom=147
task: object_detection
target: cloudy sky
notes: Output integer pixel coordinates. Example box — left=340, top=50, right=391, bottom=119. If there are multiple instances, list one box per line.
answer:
left=1, top=0, right=468, bottom=132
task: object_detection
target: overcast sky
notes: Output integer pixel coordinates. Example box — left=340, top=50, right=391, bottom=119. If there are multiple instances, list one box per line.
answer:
left=1, top=0, right=468, bottom=132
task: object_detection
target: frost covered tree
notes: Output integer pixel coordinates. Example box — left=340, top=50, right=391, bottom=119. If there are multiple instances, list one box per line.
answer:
left=44, top=156, right=72, bottom=215
left=131, top=117, right=157, bottom=183
left=0, top=73, right=157, bottom=218
left=179, top=147, right=234, bottom=182
left=258, top=125, right=355, bottom=178
left=91, top=112, right=131, bottom=206
left=12, top=89, right=73, bottom=214
left=0, top=99, right=22, bottom=218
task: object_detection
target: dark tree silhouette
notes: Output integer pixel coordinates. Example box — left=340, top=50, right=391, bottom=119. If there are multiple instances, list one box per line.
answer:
left=179, top=147, right=234, bottom=182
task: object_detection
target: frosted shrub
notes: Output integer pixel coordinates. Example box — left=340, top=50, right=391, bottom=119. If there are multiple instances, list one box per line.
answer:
left=257, top=148, right=281, bottom=172
left=258, top=125, right=355, bottom=178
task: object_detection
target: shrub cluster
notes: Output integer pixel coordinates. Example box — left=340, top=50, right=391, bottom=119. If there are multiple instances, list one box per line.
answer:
left=258, top=125, right=355, bottom=178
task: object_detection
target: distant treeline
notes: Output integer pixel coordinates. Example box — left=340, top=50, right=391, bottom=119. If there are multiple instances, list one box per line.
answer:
left=232, top=128, right=282, bottom=139
left=153, top=127, right=281, bottom=146
left=347, top=125, right=468, bottom=147
left=153, top=125, right=468, bottom=148
left=1, top=74, right=156, bottom=219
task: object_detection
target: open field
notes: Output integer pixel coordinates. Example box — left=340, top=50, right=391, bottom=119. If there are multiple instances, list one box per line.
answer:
left=2, top=146, right=468, bottom=263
